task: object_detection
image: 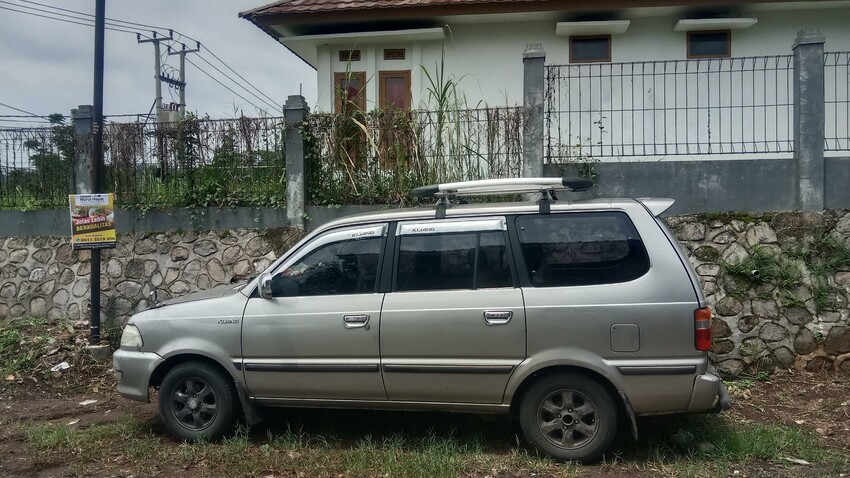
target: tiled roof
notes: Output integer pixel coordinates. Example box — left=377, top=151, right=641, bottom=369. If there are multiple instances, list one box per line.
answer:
left=244, top=0, right=545, bottom=16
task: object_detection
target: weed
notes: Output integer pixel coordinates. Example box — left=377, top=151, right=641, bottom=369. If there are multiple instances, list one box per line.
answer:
left=628, top=414, right=836, bottom=468
left=811, top=279, right=839, bottom=312
left=696, top=212, right=763, bottom=224
left=721, top=246, right=803, bottom=303
left=0, top=319, right=47, bottom=377
left=779, top=291, right=806, bottom=308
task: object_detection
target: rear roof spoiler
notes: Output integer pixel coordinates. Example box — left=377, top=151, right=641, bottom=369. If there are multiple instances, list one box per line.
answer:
left=637, top=198, right=675, bottom=217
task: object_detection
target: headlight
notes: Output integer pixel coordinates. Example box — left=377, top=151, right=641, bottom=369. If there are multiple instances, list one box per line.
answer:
left=120, top=324, right=144, bottom=348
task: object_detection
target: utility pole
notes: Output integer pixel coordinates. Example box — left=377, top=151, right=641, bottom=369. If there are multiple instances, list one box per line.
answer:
left=137, top=30, right=173, bottom=122
left=167, top=42, right=201, bottom=119
left=90, top=0, right=105, bottom=345
left=137, top=30, right=173, bottom=176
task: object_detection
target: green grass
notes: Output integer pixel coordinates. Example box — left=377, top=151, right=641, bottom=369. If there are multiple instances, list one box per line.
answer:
left=721, top=245, right=803, bottom=291
left=20, top=410, right=848, bottom=478
left=694, top=212, right=775, bottom=224
left=619, top=414, right=847, bottom=477
left=0, top=319, right=49, bottom=377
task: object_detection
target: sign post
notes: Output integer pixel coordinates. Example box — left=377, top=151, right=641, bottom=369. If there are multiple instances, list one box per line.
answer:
left=69, top=192, right=115, bottom=346
left=69, top=193, right=116, bottom=250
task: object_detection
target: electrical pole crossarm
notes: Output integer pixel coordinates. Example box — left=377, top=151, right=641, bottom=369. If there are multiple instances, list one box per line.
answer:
left=135, top=30, right=173, bottom=44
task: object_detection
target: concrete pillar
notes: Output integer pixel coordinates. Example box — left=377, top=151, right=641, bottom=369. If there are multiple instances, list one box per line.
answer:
left=522, top=44, right=546, bottom=178
left=72, top=105, right=93, bottom=194
left=285, top=95, right=310, bottom=228
left=793, top=28, right=826, bottom=212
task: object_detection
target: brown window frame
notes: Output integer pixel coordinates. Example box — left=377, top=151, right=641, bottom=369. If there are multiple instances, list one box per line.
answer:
left=334, top=71, right=367, bottom=113
left=686, top=30, right=731, bottom=59
left=384, top=48, right=406, bottom=60
left=569, top=35, right=612, bottom=64
left=339, top=49, right=361, bottom=62
left=378, top=70, right=412, bottom=111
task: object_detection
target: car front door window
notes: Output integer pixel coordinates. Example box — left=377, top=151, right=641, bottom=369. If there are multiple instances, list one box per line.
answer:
left=272, top=235, right=382, bottom=297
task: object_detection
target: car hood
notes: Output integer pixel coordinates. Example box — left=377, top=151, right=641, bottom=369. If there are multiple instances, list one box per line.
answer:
left=155, top=283, right=243, bottom=308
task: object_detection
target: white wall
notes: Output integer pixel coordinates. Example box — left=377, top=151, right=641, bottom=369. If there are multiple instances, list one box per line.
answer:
left=312, top=7, right=850, bottom=112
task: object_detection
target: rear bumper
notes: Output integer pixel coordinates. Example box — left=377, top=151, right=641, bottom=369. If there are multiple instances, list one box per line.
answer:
left=687, top=366, right=732, bottom=412
left=113, top=349, right=164, bottom=402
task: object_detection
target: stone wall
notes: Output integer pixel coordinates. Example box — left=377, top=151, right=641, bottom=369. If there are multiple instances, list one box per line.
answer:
left=0, top=228, right=304, bottom=327
left=668, top=210, right=850, bottom=375
left=1, top=212, right=849, bottom=376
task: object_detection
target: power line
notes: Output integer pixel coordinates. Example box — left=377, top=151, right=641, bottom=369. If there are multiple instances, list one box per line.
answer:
left=185, top=57, right=267, bottom=113
left=0, top=118, right=52, bottom=123
left=193, top=53, right=279, bottom=111
left=18, top=0, right=172, bottom=32
left=177, top=34, right=279, bottom=107
left=5, top=1, right=283, bottom=112
left=0, top=102, right=43, bottom=117
left=16, top=0, right=280, bottom=108
left=0, top=5, right=148, bottom=36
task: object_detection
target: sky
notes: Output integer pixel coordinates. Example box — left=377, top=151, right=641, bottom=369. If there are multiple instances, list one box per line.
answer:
left=0, top=0, right=317, bottom=126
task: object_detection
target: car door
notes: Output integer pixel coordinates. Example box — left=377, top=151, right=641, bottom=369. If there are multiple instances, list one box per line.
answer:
left=242, top=223, right=388, bottom=401
left=380, top=217, right=526, bottom=404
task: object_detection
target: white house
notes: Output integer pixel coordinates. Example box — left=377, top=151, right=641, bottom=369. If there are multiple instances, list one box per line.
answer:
left=241, top=0, right=850, bottom=112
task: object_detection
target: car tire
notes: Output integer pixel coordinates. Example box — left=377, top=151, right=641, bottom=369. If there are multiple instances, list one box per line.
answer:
left=519, top=373, right=618, bottom=463
left=158, top=361, right=238, bottom=441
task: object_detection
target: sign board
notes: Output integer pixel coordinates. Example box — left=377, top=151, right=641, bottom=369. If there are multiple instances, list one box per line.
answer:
left=68, top=193, right=116, bottom=250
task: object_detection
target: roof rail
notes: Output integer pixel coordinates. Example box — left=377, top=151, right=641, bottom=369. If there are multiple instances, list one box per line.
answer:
left=411, top=177, right=594, bottom=217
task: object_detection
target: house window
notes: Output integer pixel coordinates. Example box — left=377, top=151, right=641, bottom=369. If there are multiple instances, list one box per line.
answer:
left=687, top=30, right=730, bottom=58
left=334, top=72, right=366, bottom=113
left=569, top=35, right=611, bottom=63
left=339, top=49, right=361, bottom=62
left=384, top=49, right=406, bottom=60
left=379, top=71, right=411, bottom=111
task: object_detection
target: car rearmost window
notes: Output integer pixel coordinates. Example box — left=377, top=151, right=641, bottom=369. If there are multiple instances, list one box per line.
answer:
left=516, top=212, right=650, bottom=287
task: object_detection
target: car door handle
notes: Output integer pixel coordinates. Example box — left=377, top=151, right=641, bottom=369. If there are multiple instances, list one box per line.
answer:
left=483, top=310, right=512, bottom=326
left=343, top=314, right=370, bottom=329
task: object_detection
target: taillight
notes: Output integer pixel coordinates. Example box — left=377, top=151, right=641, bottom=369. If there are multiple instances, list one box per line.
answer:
left=694, top=307, right=712, bottom=351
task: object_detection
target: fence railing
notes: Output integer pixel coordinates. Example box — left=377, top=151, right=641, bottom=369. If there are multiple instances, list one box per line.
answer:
left=0, top=117, right=286, bottom=209
left=545, top=55, right=796, bottom=161
left=305, top=107, right=523, bottom=205
left=825, top=51, right=850, bottom=152
left=1, top=108, right=524, bottom=209
left=0, top=125, right=74, bottom=209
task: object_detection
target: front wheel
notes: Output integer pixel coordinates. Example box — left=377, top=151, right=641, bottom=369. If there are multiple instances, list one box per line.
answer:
left=519, top=373, right=618, bottom=463
left=158, top=361, right=238, bottom=441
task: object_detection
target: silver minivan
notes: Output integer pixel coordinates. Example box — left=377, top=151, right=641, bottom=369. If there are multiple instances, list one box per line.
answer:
left=114, top=178, right=730, bottom=463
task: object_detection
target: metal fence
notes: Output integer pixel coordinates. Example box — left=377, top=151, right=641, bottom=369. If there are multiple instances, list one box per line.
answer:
left=305, top=107, right=523, bottom=205
left=825, top=51, right=850, bottom=152
left=0, top=117, right=286, bottom=209
left=545, top=55, right=796, bottom=161
left=0, top=125, right=74, bottom=209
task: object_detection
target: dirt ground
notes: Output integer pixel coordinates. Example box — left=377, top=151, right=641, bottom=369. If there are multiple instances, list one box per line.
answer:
left=0, top=368, right=847, bottom=478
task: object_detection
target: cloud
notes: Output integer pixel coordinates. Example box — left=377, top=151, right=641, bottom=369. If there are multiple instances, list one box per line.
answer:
left=0, top=0, right=316, bottom=119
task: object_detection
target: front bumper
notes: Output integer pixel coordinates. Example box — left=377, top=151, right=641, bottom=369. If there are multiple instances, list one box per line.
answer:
left=686, top=366, right=732, bottom=412
left=112, top=349, right=164, bottom=402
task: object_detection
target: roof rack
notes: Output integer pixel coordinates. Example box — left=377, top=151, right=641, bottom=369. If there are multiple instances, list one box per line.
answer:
left=411, top=177, right=594, bottom=218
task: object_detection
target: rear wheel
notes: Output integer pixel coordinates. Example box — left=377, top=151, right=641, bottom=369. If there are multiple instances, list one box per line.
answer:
left=158, top=361, right=238, bottom=441
left=519, top=373, right=618, bottom=463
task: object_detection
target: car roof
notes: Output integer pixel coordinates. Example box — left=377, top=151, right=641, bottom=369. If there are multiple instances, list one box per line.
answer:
left=313, top=197, right=663, bottom=232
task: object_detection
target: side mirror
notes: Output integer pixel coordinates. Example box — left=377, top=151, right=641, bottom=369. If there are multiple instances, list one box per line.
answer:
left=259, top=273, right=274, bottom=299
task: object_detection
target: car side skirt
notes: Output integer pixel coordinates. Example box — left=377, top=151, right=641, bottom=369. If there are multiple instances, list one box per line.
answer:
left=252, top=397, right=511, bottom=414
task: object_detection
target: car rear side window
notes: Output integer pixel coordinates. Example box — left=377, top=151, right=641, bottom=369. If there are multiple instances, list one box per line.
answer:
left=516, top=212, right=649, bottom=287
left=395, top=231, right=512, bottom=291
